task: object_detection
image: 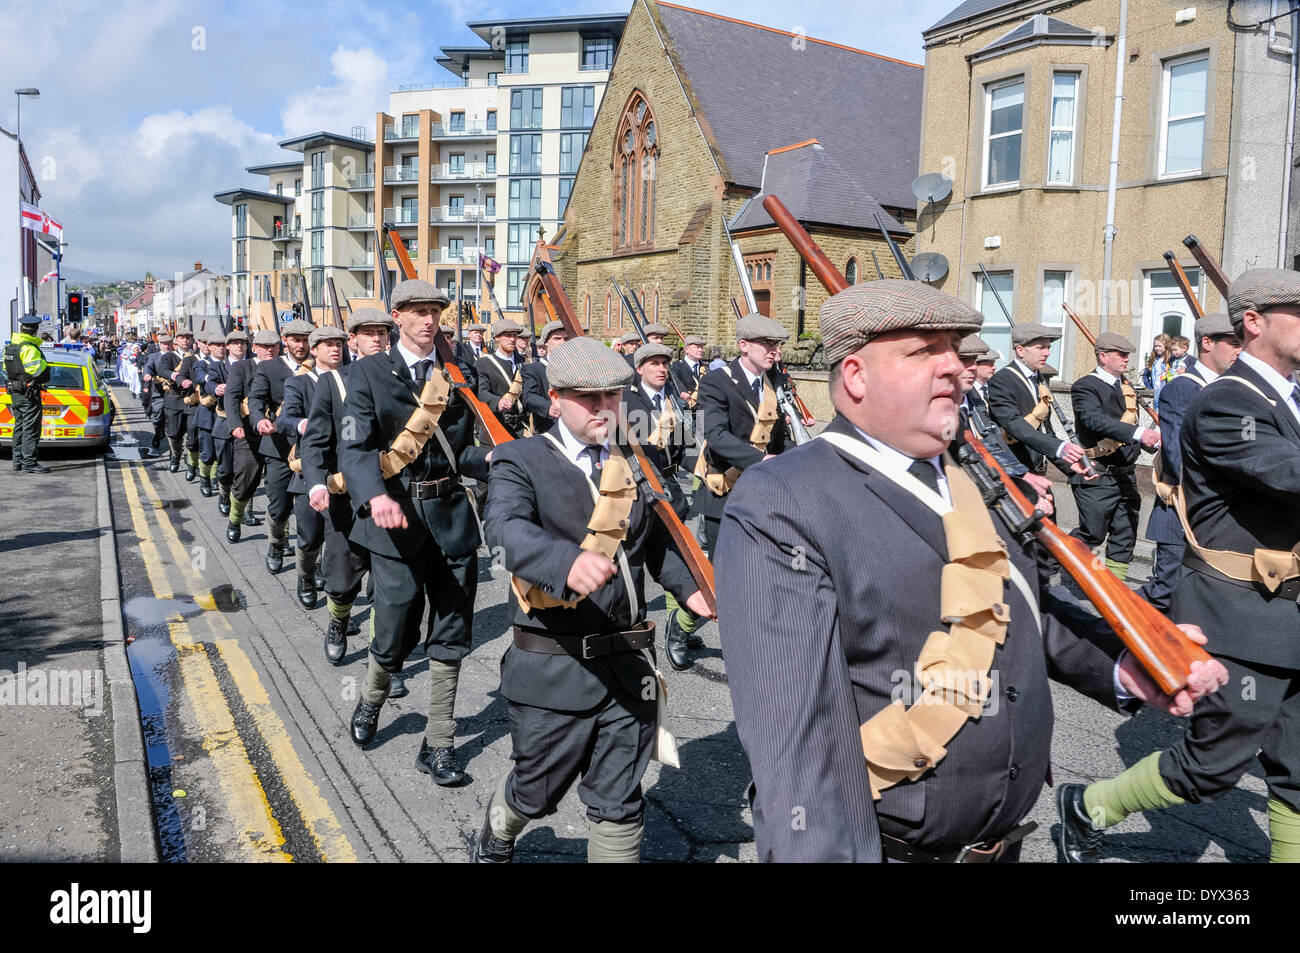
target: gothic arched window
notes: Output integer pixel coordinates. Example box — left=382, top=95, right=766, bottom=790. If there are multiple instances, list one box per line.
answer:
left=614, top=91, right=658, bottom=253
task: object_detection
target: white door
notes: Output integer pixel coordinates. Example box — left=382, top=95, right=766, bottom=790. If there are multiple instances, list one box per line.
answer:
left=1139, top=268, right=1201, bottom=359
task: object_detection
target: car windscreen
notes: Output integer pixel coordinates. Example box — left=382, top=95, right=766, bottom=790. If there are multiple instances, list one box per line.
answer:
left=0, top=363, right=85, bottom=390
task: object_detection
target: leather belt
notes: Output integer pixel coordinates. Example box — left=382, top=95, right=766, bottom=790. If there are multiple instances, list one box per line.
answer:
left=411, top=476, right=457, bottom=500
left=881, top=821, right=1037, bottom=864
left=1183, top=551, right=1300, bottom=602
left=513, top=622, right=655, bottom=660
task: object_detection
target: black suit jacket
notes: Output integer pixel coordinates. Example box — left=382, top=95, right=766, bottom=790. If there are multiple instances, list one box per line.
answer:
left=301, top=365, right=358, bottom=533
left=519, top=360, right=554, bottom=434
left=987, top=363, right=1066, bottom=475
left=717, top=414, right=1124, bottom=862
left=1069, top=372, right=1142, bottom=471
left=483, top=432, right=696, bottom=711
left=694, top=359, right=789, bottom=519
left=1145, top=366, right=1211, bottom=544
left=338, top=350, right=485, bottom=560
left=198, top=358, right=227, bottom=434
left=1173, top=357, right=1300, bottom=667
left=222, top=358, right=258, bottom=443
left=669, top=358, right=703, bottom=400
left=622, top=383, right=687, bottom=518
left=474, top=352, right=526, bottom=438
left=248, top=355, right=296, bottom=460
left=278, top=371, right=318, bottom=494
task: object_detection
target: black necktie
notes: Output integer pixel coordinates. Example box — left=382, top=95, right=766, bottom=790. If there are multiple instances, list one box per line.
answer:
left=1291, top=384, right=1300, bottom=409
left=413, top=359, right=433, bottom=383
left=584, top=445, right=603, bottom=480
left=652, top=392, right=663, bottom=415
left=751, top=377, right=761, bottom=403
left=907, top=459, right=941, bottom=496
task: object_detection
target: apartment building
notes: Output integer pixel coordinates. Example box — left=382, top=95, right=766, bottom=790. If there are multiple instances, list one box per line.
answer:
left=917, top=0, right=1300, bottom=379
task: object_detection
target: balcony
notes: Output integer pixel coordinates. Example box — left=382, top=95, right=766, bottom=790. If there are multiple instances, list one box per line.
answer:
left=384, top=242, right=418, bottom=258
left=270, top=224, right=302, bottom=241
left=430, top=162, right=493, bottom=182
left=346, top=212, right=375, bottom=229
left=347, top=253, right=375, bottom=269
left=429, top=205, right=495, bottom=224
left=384, top=165, right=420, bottom=184
left=384, top=123, right=420, bottom=141
left=429, top=247, right=485, bottom=265
left=382, top=207, right=420, bottom=225
left=398, top=78, right=496, bottom=91
left=431, top=122, right=497, bottom=139
left=347, top=173, right=374, bottom=189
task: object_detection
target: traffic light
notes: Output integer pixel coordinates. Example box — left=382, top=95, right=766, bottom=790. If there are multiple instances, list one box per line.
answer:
left=68, top=292, right=83, bottom=323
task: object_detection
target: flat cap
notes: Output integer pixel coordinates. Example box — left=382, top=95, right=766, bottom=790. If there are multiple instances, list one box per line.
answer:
left=491, top=319, right=521, bottom=338
left=735, top=312, right=790, bottom=343
left=173, top=328, right=194, bottom=338
left=391, top=279, right=450, bottom=310
left=1011, top=322, right=1062, bottom=345
left=1094, top=331, right=1136, bottom=354
left=439, top=324, right=456, bottom=336
left=1194, top=311, right=1235, bottom=340
left=518, top=326, right=533, bottom=338
left=820, top=279, right=982, bottom=366
left=620, top=331, right=641, bottom=346
left=642, top=323, right=671, bottom=337
left=547, top=337, right=634, bottom=392
left=683, top=334, right=706, bottom=347
left=204, top=330, right=226, bottom=345
left=252, top=328, right=281, bottom=346
left=539, top=320, right=566, bottom=343
left=280, top=319, right=315, bottom=337
left=976, top=348, right=1001, bottom=363
left=1228, top=268, right=1300, bottom=329
left=634, top=342, right=674, bottom=367
left=958, top=333, right=990, bottom=358
left=346, top=307, right=393, bottom=333
left=467, top=323, right=488, bottom=333
left=157, top=334, right=174, bottom=343
left=309, top=326, right=347, bottom=347
left=224, top=330, right=249, bottom=343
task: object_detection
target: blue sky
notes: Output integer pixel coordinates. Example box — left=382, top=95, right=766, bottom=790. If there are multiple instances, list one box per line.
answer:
left=0, top=0, right=956, bottom=280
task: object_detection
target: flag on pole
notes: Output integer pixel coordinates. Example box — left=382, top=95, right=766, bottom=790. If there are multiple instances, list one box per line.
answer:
left=478, top=253, right=501, bottom=276
left=39, top=268, right=58, bottom=284
left=20, top=202, right=63, bottom=242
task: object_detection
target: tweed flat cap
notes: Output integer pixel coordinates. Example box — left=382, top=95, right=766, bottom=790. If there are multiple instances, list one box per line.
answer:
left=642, top=323, right=670, bottom=337
left=977, top=348, right=1001, bottom=363
left=958, top=333, right=990, bottom=358
left=539, top=320, right=566, bottom=342
left=1228, top=268, right=1300, bottom=329
left=620, top=331, right=641, bottom=346
left=225, top=330, right=249, bottom=343
left=467, top=323, right=488, bottom=333
left=1094, top=331, right=1136, bottom=354
left=280, top=319, right=315, bottom=337
left=735, top=312, right=789, bottom=343
left=518, top=326, right=533, bottom=338
left=439, top=324, right=456, bottom=336
left=1194, top=312, right=1235, bottom=340
left=173, top=328, right=194, bottom=339
left=547, top=337, right=634, bottom=392
left=309, top=326, right=347, bottom=347
left=1011, top=322, right=1062, bottom=345
left=820, top=279, right=982, bottom=366
left=634, top=342, right=674, bottom=367
left=157, top=334, right=173, bottom=343
left=391, top=279, right=450, bottom=310
left=252, top=329, right=281, bottom=346
left=684, top=334, right=706, bottom=347
left=491, top=319, right=521, bottom=338
left=347, top=307, right=393, bottom=333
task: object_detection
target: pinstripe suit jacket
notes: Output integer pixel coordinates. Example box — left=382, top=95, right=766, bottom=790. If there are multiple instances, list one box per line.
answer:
left=717, top=414, right=1125, bottom=862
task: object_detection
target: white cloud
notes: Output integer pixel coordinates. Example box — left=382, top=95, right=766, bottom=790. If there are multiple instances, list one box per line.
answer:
left=280, top=47, right=391, bottom=138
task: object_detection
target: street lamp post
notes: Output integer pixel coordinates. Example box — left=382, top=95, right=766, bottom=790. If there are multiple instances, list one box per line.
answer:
left=13, top=88, right=39, bottom=331
left=14, top=88, right=38, bottom=142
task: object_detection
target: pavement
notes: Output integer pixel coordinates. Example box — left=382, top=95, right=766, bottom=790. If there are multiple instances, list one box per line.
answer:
left=0, top=379, right=1270, bottom=863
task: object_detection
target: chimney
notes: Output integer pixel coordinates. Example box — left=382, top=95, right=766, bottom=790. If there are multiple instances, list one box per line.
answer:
left=145, top=279, right=154, bottom=293
left=194, top=261, right=202, bottom=272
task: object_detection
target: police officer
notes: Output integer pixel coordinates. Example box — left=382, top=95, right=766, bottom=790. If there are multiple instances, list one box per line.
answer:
left=987, top=324, right=1088, bottom=477
left=339, top=280, right=488, bottom=785
left=301, top=308, right=392, bottom=664
left=473, top=337, right=712, bottom=863
left=717, top=279, right=1224, bottom=862
left=474, top=319, right=527, bottom=438
left=248, top=318, right=314, bottom=573
left=520, top=320, right=565, bottom=435
left=1060, top=269, right=1300, bottom=863
left=223, top=329, right=274, bottom=542
left=1069, top=332, right=1161, bottom=581
left=5, top=315, right=51, bottom=473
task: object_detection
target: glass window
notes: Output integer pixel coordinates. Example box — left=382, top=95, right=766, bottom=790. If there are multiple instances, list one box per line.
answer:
left=509, top=135, right=542, bottom=174
left=510, top=89, right=544, bottom=130
left=448, top=237, right=464, bottom=259
left=486, top=152, right=497, bottom=175
left=560, top=132, right=588, bottom=173
left=487, top=72, right=499, bottom=87
left=508, top=223, right=542, bottom=262
left=976, top=270, right=1014, bottom=360
left=1161, top=54, right=1208, bottom=176
left=275, top=183, right=283, bottom=195
left=1048, top=73, right=1078, bottom=184
left=311, top=192, right=323, bottom=228
left=508, top=180, right=541, bottom=219
left=507, top=267, right=528, bottom=308
left=486, top=110, right=497, bottom=132
left=400, top=114, right=418, bottom=137
left=506, top=41, right=528, bottom=74
left=845, top=258, right=857, bottom=284
left=1039, top=270, right=1069, bottom=367
left=311, top=151, right=325, bottom=189
left=295, top=178, right=302, bottom=196
left=449, top=195, right=464, bottom=215
left=311, top=231, right=323, bottom=268
left=485, top=237, right=496, bottom=259
left=984, top=79, right=1024, bottom=188
left=559, top=177, right=574, bottom=214
left=449, top=111, right=465, bottom=132
left=485, top=195, right=496, bottom=217
left=234, top=204, right=247, bottom=238
left=449, top=153, right=465, bottom=174
left=561, top=87, right=596, bottom=128
left=235, top=241, right=247, bottom=272
left=582, top=36, right=614, bottom=71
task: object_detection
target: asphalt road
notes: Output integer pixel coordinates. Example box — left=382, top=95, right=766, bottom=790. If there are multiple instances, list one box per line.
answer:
left=81, top=382, right=1273, bottom=861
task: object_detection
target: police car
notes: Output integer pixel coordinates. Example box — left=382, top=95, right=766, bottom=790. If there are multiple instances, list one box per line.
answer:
left=0, top=344, right=113, bottom=450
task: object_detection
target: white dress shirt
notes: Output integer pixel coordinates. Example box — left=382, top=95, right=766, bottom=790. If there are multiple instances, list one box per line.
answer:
left=852, top=426, right=951, bottom=506
left=554, top=419, right=608, bottom=476
left=1014, top=358, right=1067, bottom=458
left=1237, top=351, right=1300, bottom=426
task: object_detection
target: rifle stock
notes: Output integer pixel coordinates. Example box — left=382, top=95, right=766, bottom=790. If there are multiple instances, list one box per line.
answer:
left=1162, top=252, right=1205, bottom=318
left=1061, top=301, right=1158, bottom=425
left=1182, top=235, right=1231, bottom=298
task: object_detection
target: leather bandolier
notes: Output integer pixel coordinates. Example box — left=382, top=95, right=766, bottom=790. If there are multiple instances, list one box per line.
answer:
left=1085, top=379, right=1139, bottom=460
left=694, top=371, right=778, bottom=496
left=285, top=359, right=318, bottom=474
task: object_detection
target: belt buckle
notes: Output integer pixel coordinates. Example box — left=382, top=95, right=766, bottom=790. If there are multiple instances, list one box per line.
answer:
left=955, top=840, right=1001, bottom=864
left=581, top=634, right=597, bottom=660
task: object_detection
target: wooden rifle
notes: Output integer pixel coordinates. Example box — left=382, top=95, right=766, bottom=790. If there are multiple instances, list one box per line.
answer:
left=1162, top=253, right=1204, bottom=319
left=610, top=276, right=697, bottom=445
left=326, top=276, right=346, bottom=330
left=1182, top=236, right=1232, bottom=298
left=1061, top=301, right=1158, bottom=426
left=762, top=192, right=1209, bottom=695
left=531, top=247, right=717, bottom=616
left=382, top=224, right=514, bottom=447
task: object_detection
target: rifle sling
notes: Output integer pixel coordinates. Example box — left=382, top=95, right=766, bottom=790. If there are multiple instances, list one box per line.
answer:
left=694, top=371, right=778, bottom=497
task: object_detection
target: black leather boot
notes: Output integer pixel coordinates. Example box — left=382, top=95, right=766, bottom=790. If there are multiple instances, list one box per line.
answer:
left=416, top=740, right=466, bottom=786
left=199, top=475, right=213, bottom=497
left=665, top=611, right=692, bottom=671
left=471, top=800, right=515, bottom=863
left=296, top=574, right=317, bottom=610
left=265, top=541, right=286, bottom=574
left=226, top=521, right=241, bottom=544
left=217, top=492, right=230, bottom=516
left=324, top=616, right=347, bottom=665
left=1056, top=784, right=1104, bottom=863
left=350, top=698, right=382, bottom=747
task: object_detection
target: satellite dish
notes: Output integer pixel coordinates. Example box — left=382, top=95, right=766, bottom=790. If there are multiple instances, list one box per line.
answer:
left=911, top=172, right=953, bottom=205
left=910, top=252, right=949, bottom=283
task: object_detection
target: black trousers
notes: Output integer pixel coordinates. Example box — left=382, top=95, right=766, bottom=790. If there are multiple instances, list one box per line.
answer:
left=263, top=458, right=293, bottom=525
left=231, top=438, right=263, bottom=501
left=322, top=503, right=368, bottom=605
left=292, top=490, right=324, bottom=551
left=151, top=398, right=167, bottom=447
left=1138, top=541, right=1185, bottom=613
left=9, top=387, right=42, bottom=467
left=505, top=688, right=656, bottom=824
left=1160, top=654, right=1300, bottom=813
left=1069, top=470, right=1140, bottom=562
left=185, top=408, right=199, bottom=451
left=368, top=541, right=475, bottom=671
left=702, top=515, right=722, bottom=560
left=164, top=404, right=187, bottom=439
left=213, top=435, right=234, bottom=489
left=198, top=427, right=215, bottom=464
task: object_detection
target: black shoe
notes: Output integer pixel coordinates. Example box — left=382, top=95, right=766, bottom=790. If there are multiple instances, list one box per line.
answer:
left=665, top=611, right=692, bottom=672
left=185, top=463, right=197, bottom=482
left=314, top=571, right=324, bottom=591
left=243, top=511, right=263, bottom=527
left=217, top=495, right=230, bottom=516
left=296, top=574, right=317, bottom=610
left=387, top=670, right=408, bottom=699
left=199, top=476, right=213, bottom=497
left=12, top=463, right=21, bottom=472
left=23, top=464, right=51, bottom=474
left=471, top=799, right=515, bottom=863
left=1056, top=783, right=1104, bottom=863
left=416, top=740, right=466, bottom=787
left=226, top=522, right=241, bottom=544
left=350, top=698, right=383, bottom=747
left=266, top=542, right=285, bottom=574
left=325, top=617, right=347, bottom=665
left=685, top=631, right=705, bottom=650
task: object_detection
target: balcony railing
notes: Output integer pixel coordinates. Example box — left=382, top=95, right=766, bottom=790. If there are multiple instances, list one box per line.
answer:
left=398, top=79, right=495, bottom=91
left=270, top=224, right=302, bottom=240
left=347, top=212, right=375, bottom=228
left=429, top=247, right=485, bottom=265
left=431, top=122, right=497, bottom=138
left=384, top=123, right=420, bottom=140
left=384, top=242, right=418, bottom=258
left=382, top=207, right=420, bottom=225
left=348, top=173, right=374, bottom=188
left=431, top=162, right=492, bottom=181
left=429, top=205, right=495, bottom=223
left=384, top=165, right=420, bottom=184
left=348, top=253, right=375, bottom=268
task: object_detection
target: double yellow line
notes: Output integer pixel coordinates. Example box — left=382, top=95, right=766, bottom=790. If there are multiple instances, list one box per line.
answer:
left=113, top=392, right=356, bottom=862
